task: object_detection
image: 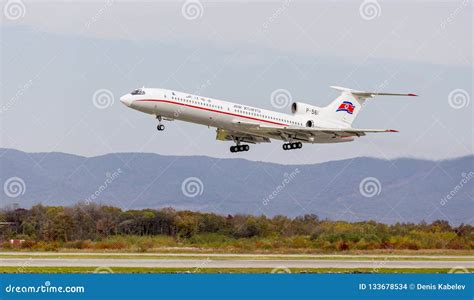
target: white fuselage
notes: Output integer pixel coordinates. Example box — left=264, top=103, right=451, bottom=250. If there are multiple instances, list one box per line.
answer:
left=120, top=88, right=353, bottom=144
left=122, top=88, right=303, bottom=126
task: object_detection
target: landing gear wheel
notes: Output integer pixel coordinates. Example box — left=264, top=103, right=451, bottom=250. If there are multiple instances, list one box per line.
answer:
left=283, top=142, right=302, bottom=151
left=157, top=124, right=165, bottom=131
left=230, top=144, right=250, bottom=153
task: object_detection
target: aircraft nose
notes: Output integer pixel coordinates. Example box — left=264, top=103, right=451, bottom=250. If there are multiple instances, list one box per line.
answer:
left=120, top=94, right=133, bottom=107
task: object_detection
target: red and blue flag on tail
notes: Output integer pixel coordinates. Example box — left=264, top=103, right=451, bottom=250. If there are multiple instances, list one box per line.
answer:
left=336, top=101, right=355, bottom=114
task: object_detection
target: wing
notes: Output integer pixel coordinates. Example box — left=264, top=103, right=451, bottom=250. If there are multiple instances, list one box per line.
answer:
left=216, top=128, right=271, bottom=144
left=231, top=120, right=397, bottom=142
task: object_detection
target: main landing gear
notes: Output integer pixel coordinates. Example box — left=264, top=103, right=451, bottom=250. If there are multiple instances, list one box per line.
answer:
left=230, top=144, right=249, bottom=153
left=282, top=142, right=302, bottom=150
left=156, top=116, right=165, bottom=131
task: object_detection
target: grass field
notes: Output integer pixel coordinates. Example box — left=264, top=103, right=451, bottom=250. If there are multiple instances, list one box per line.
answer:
left=1, top=266, right=471, bottom=274
left=0, top=253, right=473, bottom=261
left=2, top=247, right=473, bottom=255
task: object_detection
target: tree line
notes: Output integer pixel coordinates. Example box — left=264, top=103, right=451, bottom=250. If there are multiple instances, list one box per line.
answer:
left=0, top=204, right=472, bottom=251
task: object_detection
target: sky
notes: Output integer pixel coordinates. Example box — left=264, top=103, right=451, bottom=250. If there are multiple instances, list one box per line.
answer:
left=1, top=0, right=472, bottom=164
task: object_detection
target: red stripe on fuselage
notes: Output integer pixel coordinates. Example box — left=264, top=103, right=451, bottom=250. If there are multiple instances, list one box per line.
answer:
left=135, top=99, right=289, bottom=126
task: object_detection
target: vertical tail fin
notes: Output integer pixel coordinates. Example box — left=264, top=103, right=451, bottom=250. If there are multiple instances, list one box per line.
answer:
left=318, top=86, right=418, bottom=127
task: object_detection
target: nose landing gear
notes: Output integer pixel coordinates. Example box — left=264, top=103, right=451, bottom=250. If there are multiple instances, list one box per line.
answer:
left=156, top=115, right=165, bottom=131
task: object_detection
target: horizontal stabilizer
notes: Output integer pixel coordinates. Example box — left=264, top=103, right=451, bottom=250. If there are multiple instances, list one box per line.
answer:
left=330, top=86, right=418, bottom=98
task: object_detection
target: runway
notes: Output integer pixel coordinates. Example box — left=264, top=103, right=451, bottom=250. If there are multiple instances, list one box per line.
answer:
left=1, top=256, right=473, bottom=269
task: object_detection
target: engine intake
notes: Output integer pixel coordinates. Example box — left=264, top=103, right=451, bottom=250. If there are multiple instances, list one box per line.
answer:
left=291, top=102, right=320, bottom=116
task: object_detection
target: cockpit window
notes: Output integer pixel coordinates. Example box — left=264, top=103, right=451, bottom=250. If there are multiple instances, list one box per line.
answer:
left=131, top=89, right=145, bottom=95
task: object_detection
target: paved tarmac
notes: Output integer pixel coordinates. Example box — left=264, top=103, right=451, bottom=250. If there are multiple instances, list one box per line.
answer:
left=1, top=255, right=472, bottom=269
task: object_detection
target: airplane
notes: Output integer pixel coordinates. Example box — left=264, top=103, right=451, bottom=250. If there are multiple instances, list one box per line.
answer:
left=120, top=86, right=417, bottom=153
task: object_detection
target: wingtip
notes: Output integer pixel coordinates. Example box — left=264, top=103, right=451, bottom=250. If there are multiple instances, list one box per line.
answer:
left=408, top=93, right=418, bottom=97
left=386, top=129, right=399, bottom=133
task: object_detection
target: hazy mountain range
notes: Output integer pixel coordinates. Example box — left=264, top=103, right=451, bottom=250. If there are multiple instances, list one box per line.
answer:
left=0, top=148, right=472, bottom=225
